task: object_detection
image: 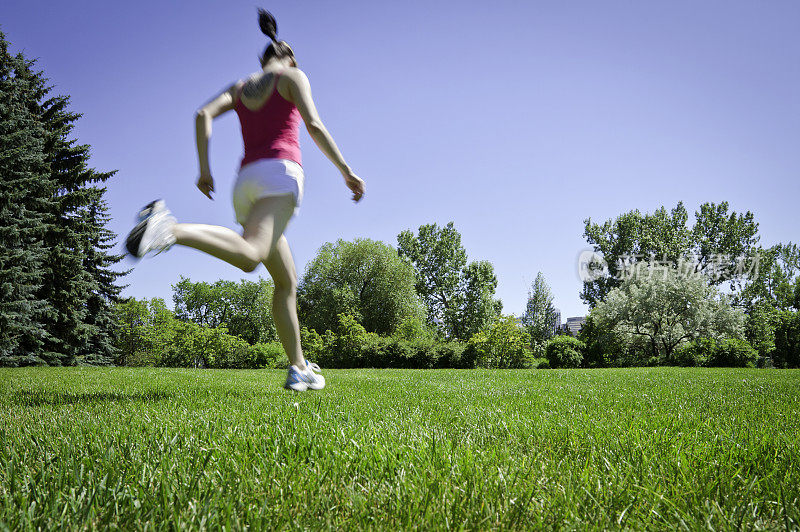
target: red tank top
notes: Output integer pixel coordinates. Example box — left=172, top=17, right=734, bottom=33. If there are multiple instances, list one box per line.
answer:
left=235, top=73, right=302, bottom=168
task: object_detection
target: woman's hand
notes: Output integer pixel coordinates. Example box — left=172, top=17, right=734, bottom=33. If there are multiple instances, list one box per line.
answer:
left=344, top=171, right=365, bottom=202
left=197, top=172, right=215, bottom=200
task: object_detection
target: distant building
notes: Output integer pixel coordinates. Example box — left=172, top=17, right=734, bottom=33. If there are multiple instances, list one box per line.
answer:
left=566, top=316, right=586, bottom=336
left=552, top=308, right=561, bottom=334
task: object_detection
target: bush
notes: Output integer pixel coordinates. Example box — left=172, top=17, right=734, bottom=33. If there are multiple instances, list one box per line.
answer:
left=757, top=356, right=775, bottom=369
left=467, top=316, right=533, bottom=369
left=434, top=341, right=467, bottom=368
left=692, top=338, right=717, bottom=367
left=670, top=342, right=700, bottom=367
left=672, top=337, right=758, bottom=368
left=300, top=327, right=328, bottom=364
left=666, top=338, right=715, bottom=367
left=112, top=302, right=470, bottom=370
left=532, top=357, right=550, bottom=369
left=246, top=342, right=288, bottom=369
left=393, top=317, right=435, bottom=342
left=545, top=336, right=584, bottom=368
left=706, top=338, right=758, bottom=368
left=300, top=315, right=468, bottom=369
left=0, top=355, right=48, bottom=367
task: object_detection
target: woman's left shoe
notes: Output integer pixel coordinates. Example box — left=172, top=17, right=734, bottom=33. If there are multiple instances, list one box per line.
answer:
left=126, top=199, right=176, bottom=258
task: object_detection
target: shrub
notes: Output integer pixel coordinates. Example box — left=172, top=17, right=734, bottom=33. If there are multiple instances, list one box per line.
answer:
left=545, top=336, right=585, bottom=368
left=756, top=356, right=775, bottom=369
left=246, top=342, right=288, bottom=369
left=672, top=337, right=758, bottom=368
left=691, top=338, right=717, bottom=367
left=331, top=314, right=378, bottom=368
left=434, top=341, right=467, bottom=368
left=300, top=327, right=329, bottom=364
left=209, top=332, right=253, bottom=369
left=393, top=317, right=435, bottom=342
left=532, top=357, right=550, bottom=369
left=706, top=338, right=758, bottom=368
left=666, top=338, right=716, bottom=367
left=670, top=342, right=700, bottom=367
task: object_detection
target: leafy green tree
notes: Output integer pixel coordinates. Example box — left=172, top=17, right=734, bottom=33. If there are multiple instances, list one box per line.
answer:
left=591, top=268, right=745, bottom=364
left=736, top=243, right=799, bottom=311
left=556, top=324, right=573, bottom=337
left=298, top=239, right=425, bottom=335
left=773, top=311, right=800, bottom=368
left=173, top=276, right=276, bottom=344
left=397, top=222, right=501, bottom=339
left=113, top=297, right=175, bottom=366
left=466, top=316, right=533, bottom=369
left=397, top=222, right=466, bottom=332
left=521, top=272, right=557, bottom=354
left=113, top=298, right=151, bottom=366
left=0, top=31, right=124, bottom=366
left=458, top=260, right=503, bottom=339
left=582, top=202, right=759, bottom=308
left=744, top=301, right=779, bottom=358
left=577, top=314, right=623, bottom=367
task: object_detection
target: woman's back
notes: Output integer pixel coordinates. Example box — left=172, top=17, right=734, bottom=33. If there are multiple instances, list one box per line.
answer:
left=235, top=70, right=302, bottom=168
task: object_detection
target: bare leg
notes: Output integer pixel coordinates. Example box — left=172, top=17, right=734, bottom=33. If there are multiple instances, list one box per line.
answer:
left=172, top=223, right=264, bottom=272
left=171, top=194, right=306, bottom=369
left=171, top=195, right=294, bottom=273
left=265, top=235, right=304, bottom=369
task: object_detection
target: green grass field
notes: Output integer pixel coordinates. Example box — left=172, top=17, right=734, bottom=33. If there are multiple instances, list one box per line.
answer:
left=1, top=367, right=799, bottom=530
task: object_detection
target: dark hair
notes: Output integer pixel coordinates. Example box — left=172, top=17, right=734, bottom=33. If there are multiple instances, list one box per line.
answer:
left=258, top=9, right=295, bottom=67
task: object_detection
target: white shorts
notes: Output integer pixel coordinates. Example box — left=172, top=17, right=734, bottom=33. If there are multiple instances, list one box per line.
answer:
left=232, top=158, right=305, bottom=225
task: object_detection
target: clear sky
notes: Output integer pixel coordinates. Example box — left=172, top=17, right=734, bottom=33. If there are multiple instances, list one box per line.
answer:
left=3, top=0, right=799, bottom=319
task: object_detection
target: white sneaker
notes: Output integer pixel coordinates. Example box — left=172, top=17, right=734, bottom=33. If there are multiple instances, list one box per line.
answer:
left=126, top=200, right=176, bottom=258
left=284, top=362, right=326, bottom=391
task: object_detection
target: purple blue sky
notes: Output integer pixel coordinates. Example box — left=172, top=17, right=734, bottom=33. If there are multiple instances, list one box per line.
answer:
left=3, top=1, right=799, bottom=319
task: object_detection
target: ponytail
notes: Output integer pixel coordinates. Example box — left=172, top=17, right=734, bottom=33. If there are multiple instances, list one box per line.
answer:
left=258, top=8, right=278, bottom=42
left=257, top=8, right=296, bottom=67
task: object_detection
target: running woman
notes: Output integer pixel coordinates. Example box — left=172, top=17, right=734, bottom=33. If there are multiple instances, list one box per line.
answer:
left=126, top=9, right=365, bottom=391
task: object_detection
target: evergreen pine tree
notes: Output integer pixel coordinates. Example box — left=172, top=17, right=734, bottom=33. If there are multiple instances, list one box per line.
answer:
left=0, top=35, right=54, bottom=365
left=0, top=31, right=125, bottom=366
left=522, top=272, right=557, bottom=353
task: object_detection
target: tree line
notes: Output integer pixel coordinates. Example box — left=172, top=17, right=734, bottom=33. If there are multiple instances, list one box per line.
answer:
left=111, top=201, right=799, bottom=370
left=525, top=202, right=799, bottom=368
left=111, top=229, right=510, bottom=369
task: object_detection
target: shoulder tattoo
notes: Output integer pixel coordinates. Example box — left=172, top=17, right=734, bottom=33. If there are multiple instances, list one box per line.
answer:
left=242, top=73, right=274, bottom=101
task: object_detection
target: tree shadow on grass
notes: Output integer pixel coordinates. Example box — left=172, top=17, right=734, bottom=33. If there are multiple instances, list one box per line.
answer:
left=11, top=390, right=172, bottom=407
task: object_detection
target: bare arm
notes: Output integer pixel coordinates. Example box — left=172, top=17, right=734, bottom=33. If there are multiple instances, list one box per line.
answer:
left=279, top=69, right=364, bottom=201
left=195, top=85, right=236, bottom=199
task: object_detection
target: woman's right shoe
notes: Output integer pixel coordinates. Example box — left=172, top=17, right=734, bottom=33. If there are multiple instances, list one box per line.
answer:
left=126, top=199, right=177, bottom=258
left=284, top=362, right=326, bottom=392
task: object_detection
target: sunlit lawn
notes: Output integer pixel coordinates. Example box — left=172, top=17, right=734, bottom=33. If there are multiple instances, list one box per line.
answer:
left=1, top=367, right=799, bottom=530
